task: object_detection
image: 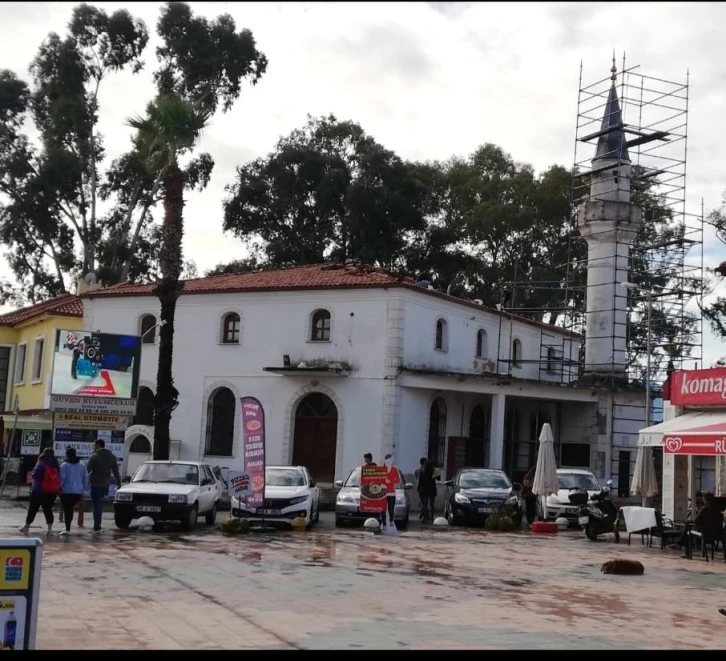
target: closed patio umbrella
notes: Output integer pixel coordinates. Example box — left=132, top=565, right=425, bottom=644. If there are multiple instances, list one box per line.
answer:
left=630, top=445, right=659, bottom=507
left=532, top=423, right=559, bottom=521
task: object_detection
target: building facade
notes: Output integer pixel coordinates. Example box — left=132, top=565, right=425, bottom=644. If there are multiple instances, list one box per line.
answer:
left=81, top=262, right=638, bottom=487
left=0, top=295, right=84, bottom=452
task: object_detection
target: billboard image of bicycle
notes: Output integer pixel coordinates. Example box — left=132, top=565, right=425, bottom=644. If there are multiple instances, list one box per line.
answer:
left=50, top=330, right=142, bottom=399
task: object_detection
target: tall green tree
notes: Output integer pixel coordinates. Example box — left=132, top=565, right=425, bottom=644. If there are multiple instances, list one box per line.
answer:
left=0, top=4, right=148, bottom=302
left=223, top=114, right=430, bottom=268
left=0, top=2, right=267, bottom=304
left=128, top=95, right=211, bottom=461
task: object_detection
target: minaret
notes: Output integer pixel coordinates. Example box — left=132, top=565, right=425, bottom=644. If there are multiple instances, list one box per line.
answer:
left=577, top=59, right=642, bottom=383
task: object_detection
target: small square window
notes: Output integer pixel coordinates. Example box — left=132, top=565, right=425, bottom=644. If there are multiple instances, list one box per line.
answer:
left=31, top=338, right=44, bottom=382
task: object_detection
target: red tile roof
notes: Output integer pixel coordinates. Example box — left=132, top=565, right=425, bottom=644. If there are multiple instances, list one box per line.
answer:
left=0, top=294, right=83, bottom=326
left=81, top=263, right=581, bottom=338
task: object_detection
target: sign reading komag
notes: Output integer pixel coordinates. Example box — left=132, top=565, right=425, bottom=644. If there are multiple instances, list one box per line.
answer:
left=669, top=368, right=726, bottom=406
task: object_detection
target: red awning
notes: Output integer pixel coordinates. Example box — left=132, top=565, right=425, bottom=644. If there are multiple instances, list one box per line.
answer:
left=640, top=411, right=726, bottom=455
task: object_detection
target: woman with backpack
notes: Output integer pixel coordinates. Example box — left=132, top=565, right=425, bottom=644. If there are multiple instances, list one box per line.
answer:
left=58, top=447, right=90, bottom=536
left=19, top=448, right=61, bottom=536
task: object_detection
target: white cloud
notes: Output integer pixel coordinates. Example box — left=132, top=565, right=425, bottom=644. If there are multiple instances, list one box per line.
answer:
left=1, top=1, right=724, bottom=360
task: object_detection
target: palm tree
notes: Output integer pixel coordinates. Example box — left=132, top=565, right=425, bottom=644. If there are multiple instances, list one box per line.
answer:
left=127, top=94, right=211, bottom=460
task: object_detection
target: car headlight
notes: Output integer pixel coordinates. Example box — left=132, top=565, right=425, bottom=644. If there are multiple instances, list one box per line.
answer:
left=547, top=496, right=561, bottom=506
left=336, top=494, right=358, bottom=504
left=395, top=493, right=405, bottom=505
left=115, top=492, right=133, bottom=502
left=288, top=496, right=309, bottom=506
left=505, top=495, right=519, bottom=505
left=168, top=494, right=188, bottom=504
left=454, top=493, right=470, bottom=504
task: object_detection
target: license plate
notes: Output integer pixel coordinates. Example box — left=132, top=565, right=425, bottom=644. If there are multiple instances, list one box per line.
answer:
left=137, top=506, right=161, bottom=513
left=257, top=509, right=281, bottom=516
left=478, top=507, right=491, bottom=514
left=578, top=516, right=588, bottom=525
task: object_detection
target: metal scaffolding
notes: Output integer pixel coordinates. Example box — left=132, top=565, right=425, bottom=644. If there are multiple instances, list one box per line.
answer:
left=497, top=57, right=703, bottom=390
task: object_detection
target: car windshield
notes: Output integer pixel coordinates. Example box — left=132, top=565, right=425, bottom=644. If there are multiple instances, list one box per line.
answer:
left=133, top=463, right=199, bottom=485
left=558, top=473, right=601, bottom=491
left=266, top=468, right=306, bottom=487
left=344, top=466, right=402, bottom=489
left=458, top=471, right=511, bottom=489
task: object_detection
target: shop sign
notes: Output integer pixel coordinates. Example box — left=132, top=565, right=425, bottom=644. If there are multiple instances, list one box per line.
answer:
left=669, top=368, right=726, bottom=407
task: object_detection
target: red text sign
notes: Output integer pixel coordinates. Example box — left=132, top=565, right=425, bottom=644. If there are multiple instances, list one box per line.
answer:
left=360, top=465, right=388, bottom=513
left=669, top=369, right=726, bottom=407
left=663, top=434, right=726, bottom=455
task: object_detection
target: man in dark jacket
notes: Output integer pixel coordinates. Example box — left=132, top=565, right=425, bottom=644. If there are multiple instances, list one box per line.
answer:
left=86, top=439, right=122, bottom=533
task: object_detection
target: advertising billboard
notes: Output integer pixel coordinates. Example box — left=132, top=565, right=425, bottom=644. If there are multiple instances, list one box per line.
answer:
left=241, top=397, right=266, bottom=510
left=50, top=330, right=141, bottom=400
left=0, top=538, right=43, bottom=649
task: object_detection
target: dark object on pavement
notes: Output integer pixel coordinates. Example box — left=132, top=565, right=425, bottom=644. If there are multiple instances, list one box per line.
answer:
left=601, top=559, right=645, bottom=575
left=719, top=609, right=726, bottom=617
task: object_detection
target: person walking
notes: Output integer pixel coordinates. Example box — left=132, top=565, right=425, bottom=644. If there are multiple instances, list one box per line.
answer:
left=19, top=448, right=61, bottom=536
left=522, top=466, right=537, bottom=526
left=415, top=457, right=427, bottom=520
left=59, top=447, right=90, bottom=536
left=86, top=439, right=122, bottom=533
left=418, top=460, right=438, bottom=523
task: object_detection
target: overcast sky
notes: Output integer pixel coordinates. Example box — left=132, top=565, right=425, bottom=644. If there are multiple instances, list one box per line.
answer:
left=1, top=1, right=725, bottom=364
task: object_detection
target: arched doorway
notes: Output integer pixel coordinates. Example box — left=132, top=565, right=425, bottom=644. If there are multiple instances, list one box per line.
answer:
left=292, top=393, right=338, bottom=484
left=127, top=434, right=152, bottom=478
left=469, top=404, right=489, bottom=467
left=133, top=387, right=154, bottom=426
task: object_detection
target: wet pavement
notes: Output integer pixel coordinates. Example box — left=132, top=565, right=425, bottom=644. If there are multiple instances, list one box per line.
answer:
left=0, top=503, right=724, bottom=649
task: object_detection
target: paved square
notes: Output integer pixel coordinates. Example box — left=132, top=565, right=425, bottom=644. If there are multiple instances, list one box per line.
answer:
left=1, top=504, right=724, bottom=649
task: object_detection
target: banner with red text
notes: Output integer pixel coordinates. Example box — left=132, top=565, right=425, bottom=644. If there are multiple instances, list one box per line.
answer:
left=241, top=397, right=266, bottom=510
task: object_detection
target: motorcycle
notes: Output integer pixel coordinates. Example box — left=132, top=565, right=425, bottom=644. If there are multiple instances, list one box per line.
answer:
left=578, top=479, right=620, bottom=543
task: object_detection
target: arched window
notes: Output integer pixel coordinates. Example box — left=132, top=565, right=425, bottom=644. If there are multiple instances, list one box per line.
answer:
left=310, top=309, right=331, bottom=342
left=140, top=314, right=157, bottom=344
left=546, top=347, right=557, bottom=373
left=435, top=319, right=448, bottom=351
left=221, top=313, right=241, bottom=344
left=512, top=338, right=522, bottom=367
left=132, top=386, right=155, bottom=426
left=427, top=397, right=447, bottom=467
left=205, top=387, right=236, bottom=456
left=476, top=329, right=487, bottom=358
left=129, top=436, right=152, bottom=453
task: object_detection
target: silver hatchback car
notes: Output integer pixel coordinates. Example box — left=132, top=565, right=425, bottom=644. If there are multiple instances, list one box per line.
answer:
left=334, top=466, right=413, bottom=528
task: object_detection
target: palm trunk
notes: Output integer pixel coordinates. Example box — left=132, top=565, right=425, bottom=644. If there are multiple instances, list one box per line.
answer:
left=153, top=161, right=184, bottom=461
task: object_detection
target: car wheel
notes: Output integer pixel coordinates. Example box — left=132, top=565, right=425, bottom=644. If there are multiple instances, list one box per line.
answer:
left=182, top=503, right=198, bottom=531
left=446, top=505, right=459, bottom=526
left=114, top=513, right=132, bottom=530
left=335, top=516, right=346, bottom=528
left=313, top=500, right=320, bottom=523
left=397, top=514, right=409, bottom=530
left=204, top=502, right=218, bottom=526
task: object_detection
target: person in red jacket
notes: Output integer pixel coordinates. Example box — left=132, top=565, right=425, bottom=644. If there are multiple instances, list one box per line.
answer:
left=383, top=454, right=399, bottom=529
left=20, top=448, right=61, bottom=536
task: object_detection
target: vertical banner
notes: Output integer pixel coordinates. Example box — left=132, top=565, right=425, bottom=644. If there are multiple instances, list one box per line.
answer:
left=360, top=465, right=389, bottom=513
left=241, top=397, right=265, bottom=511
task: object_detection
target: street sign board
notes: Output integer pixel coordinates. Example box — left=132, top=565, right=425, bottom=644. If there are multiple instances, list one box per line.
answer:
left=0, top=538, right=42, bottom=649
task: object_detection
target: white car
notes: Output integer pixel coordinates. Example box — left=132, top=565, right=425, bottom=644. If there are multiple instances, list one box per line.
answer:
left=538, top=468, right=602, bottom=524
left=231, top=465, right=320, bottom=528
left=114, top=461, right=225, bottom=530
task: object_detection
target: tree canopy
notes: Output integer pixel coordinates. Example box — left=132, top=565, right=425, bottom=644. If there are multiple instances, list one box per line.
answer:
left=0, top=1, right=267, bottom=304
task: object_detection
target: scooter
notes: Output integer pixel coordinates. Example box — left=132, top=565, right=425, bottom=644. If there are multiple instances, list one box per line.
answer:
left=578, top=479, right=620, bottom=543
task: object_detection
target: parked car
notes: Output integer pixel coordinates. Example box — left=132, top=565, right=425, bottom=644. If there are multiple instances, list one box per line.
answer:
left=538, top=468, right=602, bottom=524
left=335, top=466, right=412, bottom=528
left=113, top=461, right=224, bottom=530
left=231, top=466, right=320, bottom=528
left=444, top=468, right=522, bottom=526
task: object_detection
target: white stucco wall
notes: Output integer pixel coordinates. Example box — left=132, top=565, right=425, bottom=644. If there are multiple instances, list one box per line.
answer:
left=399, top=290, right=580, bottom=383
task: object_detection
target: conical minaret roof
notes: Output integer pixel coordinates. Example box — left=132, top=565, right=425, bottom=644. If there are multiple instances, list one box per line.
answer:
left=594, top=62, right=630, bottom=163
